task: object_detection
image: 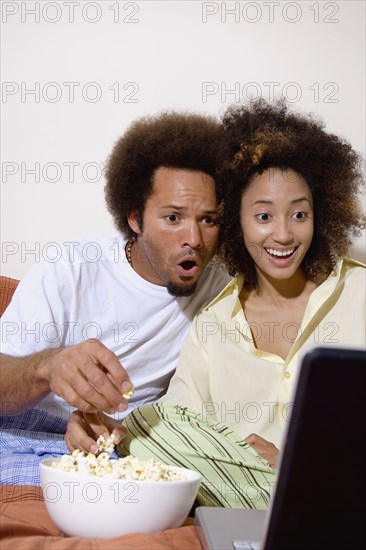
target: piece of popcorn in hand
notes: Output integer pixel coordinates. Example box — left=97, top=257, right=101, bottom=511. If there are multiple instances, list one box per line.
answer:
left=96, top=433, right=116, bottom=454
left=122, top=383, right=134, bottom=400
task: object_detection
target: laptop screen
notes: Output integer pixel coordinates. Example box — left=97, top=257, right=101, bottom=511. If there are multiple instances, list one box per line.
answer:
left=262, top=346, right=366, bottom=549
left=195, top=347, right=366, bottom=550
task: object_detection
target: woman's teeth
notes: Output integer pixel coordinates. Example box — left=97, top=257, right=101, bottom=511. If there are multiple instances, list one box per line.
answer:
left=266, top=248, right=295, bottom=257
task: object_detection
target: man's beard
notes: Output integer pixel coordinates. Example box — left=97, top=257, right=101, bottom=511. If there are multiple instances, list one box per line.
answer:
left=167, top=280, right=198, bottom=297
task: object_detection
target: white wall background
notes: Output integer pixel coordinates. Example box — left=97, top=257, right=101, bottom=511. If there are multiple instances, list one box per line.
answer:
left=1, top=0, right=365, bottom=279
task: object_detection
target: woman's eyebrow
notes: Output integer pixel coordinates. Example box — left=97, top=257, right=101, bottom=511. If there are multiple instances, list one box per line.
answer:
left=251, top=199, right=273, bottom=206
left=251, top=197, right=311, bottom=207
left=291, top=197, right=311, bottom=205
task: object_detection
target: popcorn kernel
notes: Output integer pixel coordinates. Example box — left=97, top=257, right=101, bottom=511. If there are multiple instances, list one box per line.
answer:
left=122, top=383, right=134, bottom=400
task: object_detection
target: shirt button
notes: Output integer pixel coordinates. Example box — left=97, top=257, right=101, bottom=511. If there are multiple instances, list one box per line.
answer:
left=284, top=371, right=291, bottom=379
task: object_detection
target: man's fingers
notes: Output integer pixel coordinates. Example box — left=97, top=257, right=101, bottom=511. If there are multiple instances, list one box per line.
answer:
left=66, top=410, right=127, bottom=456
left=67, top=412, right=105, bottom=454
left=80, top=410, right=127, bottom=446
left=49, top=340, right=133, bottom=412
left=58, top=383, right=99, bottom=414
left=60, top=366, right=126, bottom=413
left=110, top=424, right=127, bottom=445
left=75, top=341, right=133, bottom=411
left=66, top=430, right=97, bottom=455
left=87, top=339, right=132, bottom=394
left=81, top=361, right=127, bottom=410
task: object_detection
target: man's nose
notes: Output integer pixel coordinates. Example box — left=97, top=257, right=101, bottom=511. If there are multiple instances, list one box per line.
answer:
left=181, top=222, right=203, bottom=249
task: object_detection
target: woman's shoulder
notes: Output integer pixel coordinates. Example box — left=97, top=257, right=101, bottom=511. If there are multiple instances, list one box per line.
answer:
left=340, top=258, right=366, bottom=290
left=194, top=275, right=244, bottom=324
left=342, top=257, right=366, bottom=268
left=341, top=257, right=366, bottom=274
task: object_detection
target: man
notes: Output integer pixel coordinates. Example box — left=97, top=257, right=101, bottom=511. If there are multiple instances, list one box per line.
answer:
left=0, top=111, right=230, bottom=484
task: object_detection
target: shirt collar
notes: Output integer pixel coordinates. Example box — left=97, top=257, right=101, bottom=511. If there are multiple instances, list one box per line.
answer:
left=202, top=274, right=244, bottom=318
left=203, top=257, right=365, bottom=316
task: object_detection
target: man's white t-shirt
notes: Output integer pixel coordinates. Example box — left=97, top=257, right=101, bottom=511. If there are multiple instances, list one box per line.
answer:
left=1, top=236, right=230, bottom=420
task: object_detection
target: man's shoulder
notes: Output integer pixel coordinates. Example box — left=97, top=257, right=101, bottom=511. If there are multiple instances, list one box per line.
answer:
left=186, top=264, right=233, bottom=314
left=197, top=262, right=231, bottom=294
left=14, top=235, right=124, bottom=288
left=53, top=235, right=124, bottom=265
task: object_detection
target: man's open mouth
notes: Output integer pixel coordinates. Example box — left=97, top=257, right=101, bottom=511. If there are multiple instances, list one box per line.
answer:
left=177, top=257, right=200, bottom=276
left=180, top=260, right=198, bottom=270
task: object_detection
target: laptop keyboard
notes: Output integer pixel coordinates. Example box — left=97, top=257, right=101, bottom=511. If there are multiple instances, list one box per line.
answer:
left=232, top=541, right=261, bottom=549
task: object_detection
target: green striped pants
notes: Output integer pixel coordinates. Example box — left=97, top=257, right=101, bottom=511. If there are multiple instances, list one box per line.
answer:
left=118, top=403, right=276, bottom=509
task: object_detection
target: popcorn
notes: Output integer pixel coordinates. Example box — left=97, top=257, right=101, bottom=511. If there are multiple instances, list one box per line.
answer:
left=51, top=434, right=185, bottom=481
left=97, top=433, right=117, bottom=454
left=110, top=456, right=186, bottom=482
left=122, top=384, right=134, bottom=400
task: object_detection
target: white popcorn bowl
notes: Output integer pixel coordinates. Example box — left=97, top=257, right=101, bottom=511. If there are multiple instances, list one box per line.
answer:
left=39, top=457, right=202, bottom=539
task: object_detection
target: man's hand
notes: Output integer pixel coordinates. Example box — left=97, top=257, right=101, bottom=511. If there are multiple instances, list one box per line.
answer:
left=66, top=410, right=127, bottom=454
left=40, top=339, right=133, bottom=414
left=244, top=433, right=279, bottom=469
left=0, top=341, right=133, bottom=416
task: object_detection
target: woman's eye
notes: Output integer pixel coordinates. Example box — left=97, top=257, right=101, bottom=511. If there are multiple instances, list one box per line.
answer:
left=292, top=211, right=307, bottom=220
left=256, top=213, right=270, bottom=222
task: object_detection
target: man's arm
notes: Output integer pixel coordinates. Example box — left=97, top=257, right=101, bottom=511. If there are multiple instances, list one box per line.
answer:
left=1, top=351, right=54, bottom=415
left=0, top=340, right=133, bottom=416
left=65, top=316, right=209, bottom=454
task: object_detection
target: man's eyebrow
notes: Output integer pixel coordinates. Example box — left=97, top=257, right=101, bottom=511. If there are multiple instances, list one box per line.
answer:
left=161, top=205, right=187, bottom=210
left=160, top=205, right=218, bottom=214
left=251, top=197, right=311, bottom=207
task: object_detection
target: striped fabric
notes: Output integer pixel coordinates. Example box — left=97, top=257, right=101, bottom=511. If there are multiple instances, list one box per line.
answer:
left=0, top=409, right=69, bottom=485
left=0, top=408, right=122, bottom=486
left=119, top=403, right=276, bottom=509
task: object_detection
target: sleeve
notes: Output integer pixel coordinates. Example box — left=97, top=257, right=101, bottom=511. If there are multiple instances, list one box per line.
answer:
left=0, top=259, right=72, bottom=357
left=159, top=311, right=211, bottom=410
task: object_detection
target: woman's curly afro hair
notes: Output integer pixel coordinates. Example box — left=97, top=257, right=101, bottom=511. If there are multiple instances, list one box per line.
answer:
left=105, top=111, right=223, bottom=240
left=218, top=99, right=365, bottom=288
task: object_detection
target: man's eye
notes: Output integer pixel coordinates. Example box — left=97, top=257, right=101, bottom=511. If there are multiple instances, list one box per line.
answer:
left=166, top=214, right=179, bottom=222
left=202, top=217, right=217, bottom=225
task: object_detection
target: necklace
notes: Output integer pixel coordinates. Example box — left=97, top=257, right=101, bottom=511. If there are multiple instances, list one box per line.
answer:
left=126, top=240, right=133, bottom=266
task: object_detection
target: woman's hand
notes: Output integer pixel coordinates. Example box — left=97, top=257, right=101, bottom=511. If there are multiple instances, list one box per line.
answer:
left=65, top=409, right=126, bottom=454
left=244, top=433, right=279, bottom=469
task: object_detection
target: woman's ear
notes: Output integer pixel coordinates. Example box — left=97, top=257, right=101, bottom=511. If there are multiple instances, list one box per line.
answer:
left=127, top=210, right=142, bottom=236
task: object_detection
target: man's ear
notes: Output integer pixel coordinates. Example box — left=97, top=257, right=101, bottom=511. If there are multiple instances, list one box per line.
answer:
left=127, top=210, right=142, bottom=236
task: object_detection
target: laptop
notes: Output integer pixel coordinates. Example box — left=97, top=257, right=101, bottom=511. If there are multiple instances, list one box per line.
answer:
left=195, top=346, right=366, bottom=550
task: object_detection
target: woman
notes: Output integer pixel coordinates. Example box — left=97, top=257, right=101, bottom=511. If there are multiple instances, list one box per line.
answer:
left=120, top=99, right=366, bottom=508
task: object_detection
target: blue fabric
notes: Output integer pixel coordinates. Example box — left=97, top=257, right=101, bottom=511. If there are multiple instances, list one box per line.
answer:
left=0, top=409, right=68, bottom=485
